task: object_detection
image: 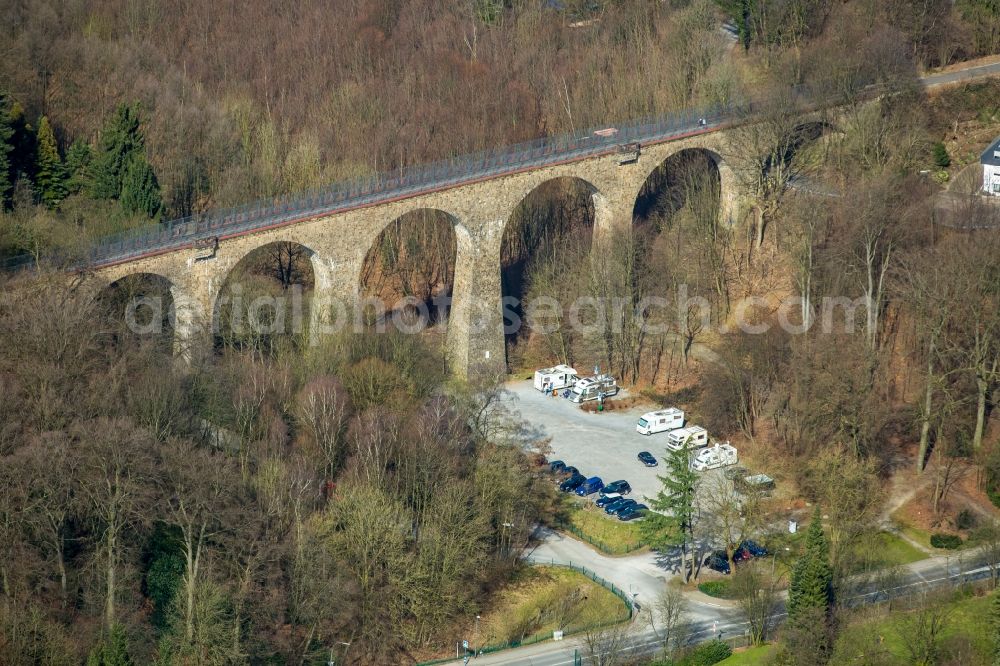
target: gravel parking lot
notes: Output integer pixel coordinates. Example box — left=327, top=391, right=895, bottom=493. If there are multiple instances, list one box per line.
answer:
left=503, top=380, right=678, bottom=502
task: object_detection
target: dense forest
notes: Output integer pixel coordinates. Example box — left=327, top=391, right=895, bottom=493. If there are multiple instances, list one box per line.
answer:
left=2, top=0, right=1000, bottom=665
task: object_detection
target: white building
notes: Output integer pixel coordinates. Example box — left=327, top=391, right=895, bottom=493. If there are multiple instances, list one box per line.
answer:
left=984, top=136, right=1000, bottom=196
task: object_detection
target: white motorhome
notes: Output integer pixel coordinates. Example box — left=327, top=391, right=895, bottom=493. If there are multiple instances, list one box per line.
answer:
left=690, top=442, right=738, bottom=471
left=665, top=425, right=708, bottom=451
left=569, top=375, right=619, bottom=403
left=534, top=365, right=578, bottom=392
left=636, top=408, right=685, bottom=435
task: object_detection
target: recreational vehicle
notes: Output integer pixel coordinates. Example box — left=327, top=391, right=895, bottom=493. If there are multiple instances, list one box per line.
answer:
left=690, top=443, right=738, bottom=471
left=533, top=365, right=578, bottom=392
left=568, top=374, right=619, bottom=403
left=636, top=408, right=685, bottom=435
left=665, top=425, right=708, bottom=451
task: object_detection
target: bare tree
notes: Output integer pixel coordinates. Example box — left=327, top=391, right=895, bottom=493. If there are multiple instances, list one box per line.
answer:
left=893, top=591, right=953, bottom=665
left=731, top=561, right=780, bottom=645
left=972, top=522, right=1000, bottom=589
left=725, top=89, right=810, bottom=252
left=161, top=442, right=240, bottom=647
left=698, top=473, right=764, bottom=571
left=649, top=585, right=690, bottom=657
left=77, top=420, right=152, bottom=630
left=296, top=375, right=352, bottom=479
left=582, top=617, right=636, bottom=666
left=21, top=436, right=80, bottom=606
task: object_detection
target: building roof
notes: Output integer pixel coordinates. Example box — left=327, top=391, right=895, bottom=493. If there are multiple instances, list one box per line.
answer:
left=983, top=136, right=1000, bottom=167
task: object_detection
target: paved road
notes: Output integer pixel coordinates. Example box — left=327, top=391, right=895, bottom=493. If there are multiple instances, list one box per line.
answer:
left=452, top=538, right=998, bottom=666
left=525, top=528, right=720, bottom=622
left=922, top=59, right=1000, bottom=88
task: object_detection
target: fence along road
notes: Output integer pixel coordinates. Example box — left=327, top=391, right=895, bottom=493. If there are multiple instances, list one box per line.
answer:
left=460, top=544, right=1000, bottom=666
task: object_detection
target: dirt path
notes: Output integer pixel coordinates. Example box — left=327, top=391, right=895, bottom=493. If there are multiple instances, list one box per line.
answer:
left=879, top=465, right=937, bottom=554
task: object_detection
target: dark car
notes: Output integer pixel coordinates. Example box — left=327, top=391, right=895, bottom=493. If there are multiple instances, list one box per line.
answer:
left=561, top=466, right=579, bottom=478
left=602, top=480, right=632, bottom=496
left=618, top=504, right=648, bottom=521
left=734, top=540, right=768, bottom=562
left=605, top=498, right=637, bottom=515
left=595, top=493, right=622, bottom=508
left=549, top=460, right=566, bottom=474
left=638, top=451, right=658, bottom=467
left=559, top=473, right=586, bottom=492
left=603, top=497, right=629, bottom=514
left=575, top=476, right=605, bottom=496
left=704, top=551, right=731, bottom=575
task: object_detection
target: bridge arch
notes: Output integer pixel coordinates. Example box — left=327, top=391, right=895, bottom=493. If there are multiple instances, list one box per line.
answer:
left=632, top=146, right=732, bottom=230
left=358, top=208, right=463, bottom=336
left=93, top=271, right=202, bottom=358
left=499, top=176, right=604, bottom=365
left=212, top=240, right=331, bottom=355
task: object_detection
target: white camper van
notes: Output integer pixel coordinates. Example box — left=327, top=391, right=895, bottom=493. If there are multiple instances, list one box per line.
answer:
left=534, top=365, right=578, bottom=393
left=569, top=375, right=619, bottom=403
left=690, top=443, right=738, bottom=471
left=665, top=425, right=708, bottom=451
left=636, top=408, right=685, bottom=435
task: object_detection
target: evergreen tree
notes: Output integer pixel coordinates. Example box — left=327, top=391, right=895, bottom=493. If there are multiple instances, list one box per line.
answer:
left=91, top=103, right=145, bottom=200
left=644, top=439, right=700, bottom=580
left=66, top=138, right=94, bottom=194
left=787, top=506, right=833, bottom=620
left=86, top=624, right=133, bottom=666
left=7, top=99, right=36, bottom=185
left=120, top=153, right=162, bottom=218
left=0, top=92, right=14, bottom=208
left=34, top=116, right=68, bottom=208
left=933, top=142, right=951, bottom=168
left=782, top=507, right=835, bottom=664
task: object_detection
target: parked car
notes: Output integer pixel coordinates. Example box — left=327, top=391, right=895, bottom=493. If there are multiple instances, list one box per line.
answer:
left=618, top=504, right=648, bottom=521
left=638, top=451, right=658, bottom=467
left=553, top=465, right=578, bottom=480
left=602, top=480, right=632, bottom=496
left=733, top=540, right=768, bottom=562
left=704, top=551, right=731, bottom=575
left=549, top=460, right=566, bottom=474
left=575, top=476, right=605, bottom=496
left=595, top=493, right=622, bottom=508
left=734, top=473, right=775, bottom=496
left=605, top=498, right=637, bottom=516
left=559, top=473, right=586, bottom=492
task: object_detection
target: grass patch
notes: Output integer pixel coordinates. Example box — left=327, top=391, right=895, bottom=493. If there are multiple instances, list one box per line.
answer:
left=875, top=531, right=928, bottom=565
left=845, top=531, right=928, bottom=572
left=717, top=644, right=777, bottom=665
left=832, top=588, right=996, bottom=665
left=698, top=580, right=735, bottom=599
left=890, top=509, right=972, bottom=553
left=563, top=503, right=646, bottom=554
left=475, top=566, right=629, bottom=649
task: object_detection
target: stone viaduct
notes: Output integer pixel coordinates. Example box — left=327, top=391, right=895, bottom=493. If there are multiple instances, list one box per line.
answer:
left=87, top=128, right=742, bottom=378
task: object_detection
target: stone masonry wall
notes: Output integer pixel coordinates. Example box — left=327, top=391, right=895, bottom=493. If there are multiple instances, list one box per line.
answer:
left=88, top=131, right=741, bottom=378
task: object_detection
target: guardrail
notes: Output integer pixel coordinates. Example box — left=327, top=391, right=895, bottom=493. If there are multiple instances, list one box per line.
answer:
left=81, top=103, right=736, bottom=268
left=3, top=78, right=909, bottom=274
left=414, top=559, right=634, bottom=666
